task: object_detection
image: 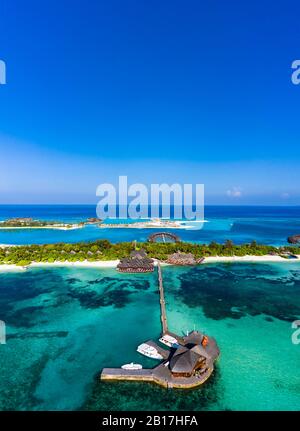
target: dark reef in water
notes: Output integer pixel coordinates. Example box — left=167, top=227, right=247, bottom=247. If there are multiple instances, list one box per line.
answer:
left=66, top=277, right=81, bottom=285
left=68, top=276, right=150, bottom=309
left=82, top=366, right=222, bottom=411
left=0, top=354, right=48, bottom=411
left=68, top=286, right=134, bottom=309
left=0, top=270, right=63, bottom=327
left=0, top=270, right=151, bottom=327
left=87, top=276, right=150, bottom=291
left=7, top=331, right=69, bottom=340
left=175, top=264, right=300, bottom=322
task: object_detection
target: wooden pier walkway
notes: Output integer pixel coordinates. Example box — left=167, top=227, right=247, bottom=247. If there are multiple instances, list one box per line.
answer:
left=101, top=364, right=214, bottom=389
left=100, top=262, right=220, bottom=389
left=157, top=262, right=168, bottom=334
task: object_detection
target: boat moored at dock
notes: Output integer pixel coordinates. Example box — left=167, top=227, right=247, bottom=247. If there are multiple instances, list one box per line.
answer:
left=101, top=263, right=220, bottom=389
left=159, top=334, right=179, bottom=348
left=137, top=343, right=163, bottom=360
left=121, top=363, right=143, bottom=370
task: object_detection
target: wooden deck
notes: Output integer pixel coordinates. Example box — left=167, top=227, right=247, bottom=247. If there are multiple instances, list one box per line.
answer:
left=100, top=261, right=220, bottom=389
left=101, top=364, right=214, bottom=389
left=157, top=262, right=168, bottom=334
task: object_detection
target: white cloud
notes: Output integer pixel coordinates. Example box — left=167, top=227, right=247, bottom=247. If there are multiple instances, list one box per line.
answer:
left=226, top=187, right=242, bottom=198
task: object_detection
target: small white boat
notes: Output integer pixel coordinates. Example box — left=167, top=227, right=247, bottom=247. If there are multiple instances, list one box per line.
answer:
left=121, top=362, right=143, bottom=370
left=159, top=334, right=178, bottom=348
left=137, top=343, right=163, bottom=360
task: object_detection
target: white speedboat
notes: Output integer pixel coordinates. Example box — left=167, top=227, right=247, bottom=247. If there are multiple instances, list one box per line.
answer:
left=137, top=343, right=163, bottom=360
left=159, top=334, right=179, bottom=348
left=121, top=362, right=143, bottom=370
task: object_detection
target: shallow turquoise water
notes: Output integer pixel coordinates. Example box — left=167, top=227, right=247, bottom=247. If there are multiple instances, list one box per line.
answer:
left=0, top=262, right=300, bottom=410
left=0, top=205, right=300, bottom=245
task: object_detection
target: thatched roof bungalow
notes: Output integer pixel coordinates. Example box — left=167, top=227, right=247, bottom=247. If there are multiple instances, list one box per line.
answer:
left=87, top=217, right=102, bottom=224
left=117, top=249, right=154, bottom=273
left=167, top=252, right=204, bottom=265
left=168, top=330, right=216, bottom=377
left=287, top=235, right=300, bottom=244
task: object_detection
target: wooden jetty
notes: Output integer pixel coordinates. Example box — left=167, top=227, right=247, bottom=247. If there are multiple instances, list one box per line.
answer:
left=157, top=262, right=168, bottom=334
left=101, top=330, right=219, bottom=388
left=101, top=362, right=214, bottom=389
left=101, top=262, right=220, bottom=389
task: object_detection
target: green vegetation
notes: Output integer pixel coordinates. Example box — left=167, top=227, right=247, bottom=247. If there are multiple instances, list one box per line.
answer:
left=0, top=240, right=299, bottom=266
left=0, top=218, right=85, bottom=228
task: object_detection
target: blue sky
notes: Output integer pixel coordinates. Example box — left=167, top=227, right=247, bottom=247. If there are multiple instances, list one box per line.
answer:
left=0, top=0, right=299, bottom=204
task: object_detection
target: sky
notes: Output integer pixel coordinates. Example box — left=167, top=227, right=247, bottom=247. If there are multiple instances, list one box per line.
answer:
left=0, top=0, right=300, bottom=204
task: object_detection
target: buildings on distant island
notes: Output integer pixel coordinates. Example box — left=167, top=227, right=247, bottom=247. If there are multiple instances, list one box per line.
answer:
left=86, top=217, right=102, bottom=224
left=99, top=219, right=183, bottom=229
left=0, top=218, right=85, bottom=229
left=287, top=234, right=300, bottom=244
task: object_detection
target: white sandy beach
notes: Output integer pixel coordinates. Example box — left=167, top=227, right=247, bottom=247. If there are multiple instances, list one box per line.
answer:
left=0, top=260, right=120, bottom=272
left=203, top=255, right=300, bottom=263
left=0, top=255, right=299, bottom=272
left=0, top=264, right=27, bottom=272
left=0, top=225, right=84, bottom=230
left=30, top=260, right=120, bottom=268
left=99, top=219, right=208, bottom=229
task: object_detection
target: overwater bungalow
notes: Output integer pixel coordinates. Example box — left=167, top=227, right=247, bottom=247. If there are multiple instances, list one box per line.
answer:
left=168, top=331, right=215, bottom=378
left=117, top=249, right=154, bottom=273
left=167, top=252, right=204, bottom=265
left=287, top=235, right=300, bottom=244
left=101, top=330, right=219, bottom=389
left=86, top=217, right=102, bottom=224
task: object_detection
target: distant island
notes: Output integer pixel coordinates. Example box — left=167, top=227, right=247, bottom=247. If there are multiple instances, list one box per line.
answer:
left=0, top=239, right=299, bottom=268
left=0, top=217, right=102, bottom=230
left=99, top=218, right=185, bottom=229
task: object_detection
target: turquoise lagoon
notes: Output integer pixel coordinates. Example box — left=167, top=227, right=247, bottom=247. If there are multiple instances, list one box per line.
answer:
left=0, top=262, right=300, bottom=411
left=0, top=205, right=300, bottom=245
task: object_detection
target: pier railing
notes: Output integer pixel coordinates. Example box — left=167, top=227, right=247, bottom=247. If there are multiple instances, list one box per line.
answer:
left=157, top=262, right=168, bottom=334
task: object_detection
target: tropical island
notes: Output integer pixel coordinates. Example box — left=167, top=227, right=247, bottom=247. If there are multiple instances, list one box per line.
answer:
left=0, top=217, right=101, bottom=230
left=0, top=239, right=299, bottom=268
left=99, top=218, right=185, bottom=229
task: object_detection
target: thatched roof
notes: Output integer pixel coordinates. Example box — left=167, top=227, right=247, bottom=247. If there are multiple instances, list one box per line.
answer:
left=169, top=330, right=213, bottom=374
left=117, top=249, right=154, bottom=272
left=167, top=252, right=197, bottom=265
left=287, top=235, right=300, bottom=244
left=117, top=257, right=153, bottom=269
left=130, top=249, right=147, bottom=259
left=169, top=346, right=200, bottom=374
left=184, top=330, right=204, bottom=345
left=190, top=344, right=211, bottom=359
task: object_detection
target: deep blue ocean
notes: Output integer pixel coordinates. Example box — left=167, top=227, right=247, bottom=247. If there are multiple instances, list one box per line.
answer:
left=0, top=205, right=299, bottom=245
